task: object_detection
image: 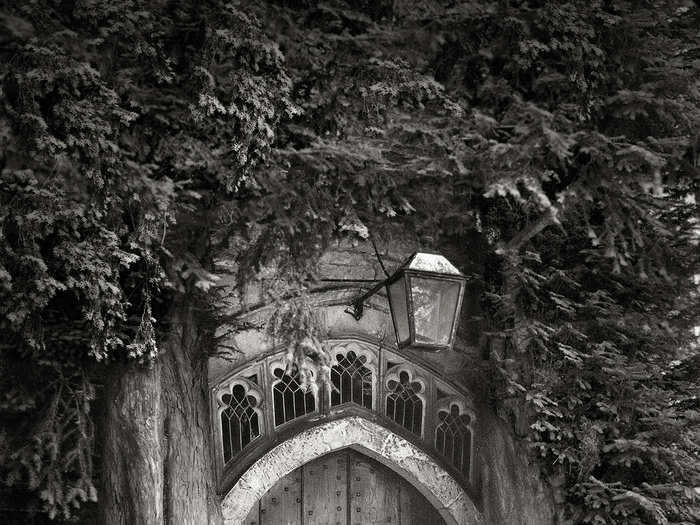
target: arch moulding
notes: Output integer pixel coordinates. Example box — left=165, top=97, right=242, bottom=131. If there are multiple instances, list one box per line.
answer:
left=221, top=416, right=484, bottom=525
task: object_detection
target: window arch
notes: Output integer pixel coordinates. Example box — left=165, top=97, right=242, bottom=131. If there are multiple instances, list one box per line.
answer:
left=435, top=399, right=474, bottom=481
left=212, top=339, right=477, bottom=491
left=215, top=378, right=263, bottom=465
left=384, top=365, right=426, bottom=436
left=269, top=362, right=317, bottom=426
left=330, top=342, right=376, bottom=409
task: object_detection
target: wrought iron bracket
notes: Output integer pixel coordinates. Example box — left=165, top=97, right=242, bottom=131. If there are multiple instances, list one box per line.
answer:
left=345, top=279, right=388, bottom=321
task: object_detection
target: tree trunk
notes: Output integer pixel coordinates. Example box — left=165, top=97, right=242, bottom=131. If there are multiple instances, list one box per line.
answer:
left=99, top=297, right=223, bottom=525
left=100, top=362, right=164, bottom=524
left=159, top=299, right=223, bottom=524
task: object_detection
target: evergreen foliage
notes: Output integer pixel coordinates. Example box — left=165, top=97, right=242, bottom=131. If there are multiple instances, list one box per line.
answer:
left=0, top=0, right=698, bottom=523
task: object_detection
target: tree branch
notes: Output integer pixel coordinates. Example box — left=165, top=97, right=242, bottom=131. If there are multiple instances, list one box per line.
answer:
left=496, top=209, right=560, bottom=254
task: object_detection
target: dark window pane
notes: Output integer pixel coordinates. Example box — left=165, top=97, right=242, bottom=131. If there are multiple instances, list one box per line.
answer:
left=434, top=405, right=473, bottom=480
left=220, top=385, right=261, bottom=464
left=330, top=352, right=373, bottom=410
left=385, top=374, right=423, bottom=436
left=272, top=368, right=317, bottom=426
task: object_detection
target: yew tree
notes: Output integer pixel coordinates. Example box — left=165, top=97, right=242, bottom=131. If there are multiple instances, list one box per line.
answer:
left=0, top=1, right=698, bottom=524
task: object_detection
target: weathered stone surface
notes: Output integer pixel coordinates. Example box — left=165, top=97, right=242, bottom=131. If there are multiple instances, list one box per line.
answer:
left=221, top=416, right=484, bottom=525
left=479, top=413, right=556, bottom=525
left=317, top=238, right=416, bottom=281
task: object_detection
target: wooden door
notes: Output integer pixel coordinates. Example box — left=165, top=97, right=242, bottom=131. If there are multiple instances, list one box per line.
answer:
left=303, top=451, right=348, bottom=525
left=242, top=450, right=446, bottom=525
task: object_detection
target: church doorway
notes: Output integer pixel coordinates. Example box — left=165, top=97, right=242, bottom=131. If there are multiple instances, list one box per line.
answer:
left=242, top=449, right=447, bottom=525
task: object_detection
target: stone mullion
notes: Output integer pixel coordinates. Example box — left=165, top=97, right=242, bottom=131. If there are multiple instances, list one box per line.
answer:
left=378, top=346, right=386, bottom=421
left=423, top=375, right=436, bottom=445
left=320, top=366, right=330, bottom=415
left=261, top=358, right=277, bottom=442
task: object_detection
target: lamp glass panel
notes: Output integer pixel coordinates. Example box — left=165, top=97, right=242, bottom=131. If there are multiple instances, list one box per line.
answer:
left=410, top=277, right=461, bottom=345
left=387, top=277, right=410, bottom=345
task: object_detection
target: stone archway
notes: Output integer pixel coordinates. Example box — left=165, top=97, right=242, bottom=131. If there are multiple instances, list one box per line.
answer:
left=221, top=416, right=484, bottom=525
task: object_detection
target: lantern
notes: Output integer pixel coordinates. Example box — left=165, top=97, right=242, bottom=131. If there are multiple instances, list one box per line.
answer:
left=347, top=251, right=467, bottom=352
left=384, top=252, right=466, bottom=351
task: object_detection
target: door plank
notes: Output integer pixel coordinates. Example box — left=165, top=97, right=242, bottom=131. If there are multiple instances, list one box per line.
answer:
left=250, top=449, right=446, bottom=525
left=302, top=452, right=348, bottom=525
left=399, top=480, right=445, bottom=525
left=260, top=467, right=302, bottom=525
left=349, top=452, right=400, bottom=525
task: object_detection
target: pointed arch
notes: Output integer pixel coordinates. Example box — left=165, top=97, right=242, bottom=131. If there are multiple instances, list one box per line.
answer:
left=221, top=416, right=484, bottom=525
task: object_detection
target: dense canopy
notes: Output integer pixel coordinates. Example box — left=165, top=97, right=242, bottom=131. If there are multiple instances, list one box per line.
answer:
left=0, top=0, right=698, bottom=523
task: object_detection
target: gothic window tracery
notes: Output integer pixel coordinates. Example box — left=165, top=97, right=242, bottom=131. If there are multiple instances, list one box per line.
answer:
left=384, top=366, right=425, bottom=436
left=330, top=348, right=373, bottom=409
left=217, top=380, right=263, bottom=464
left=271, top=366, right=316, bottom=426
left=435, top=400, right=473, bottom=480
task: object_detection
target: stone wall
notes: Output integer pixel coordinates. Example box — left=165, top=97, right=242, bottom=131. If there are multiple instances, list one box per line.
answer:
left=209, top=238, right=556, bottom=525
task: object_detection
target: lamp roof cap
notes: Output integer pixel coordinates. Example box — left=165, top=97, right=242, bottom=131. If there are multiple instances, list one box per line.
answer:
left=400, top=252, right=463, bottom=276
